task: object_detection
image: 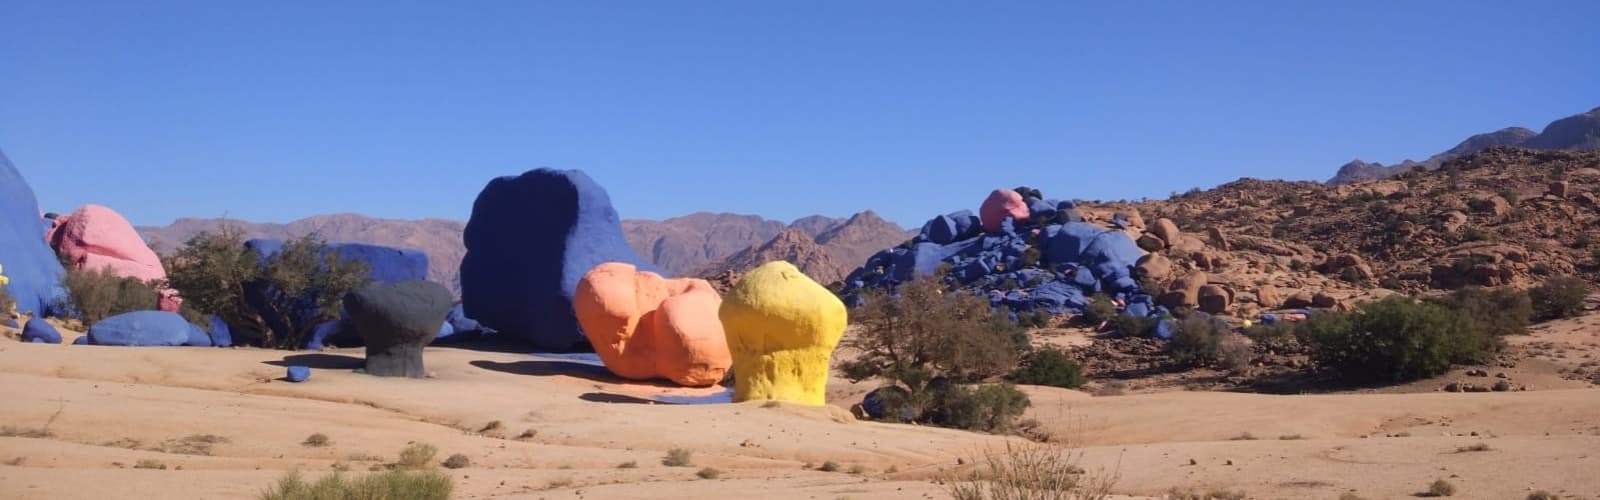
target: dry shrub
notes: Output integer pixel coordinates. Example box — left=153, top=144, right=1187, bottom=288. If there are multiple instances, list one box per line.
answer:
left=396, top=442, right=437, bottom=470
left=944, top=442, right=1117, bottom=500
left=257, top=469, right=452, bottom=500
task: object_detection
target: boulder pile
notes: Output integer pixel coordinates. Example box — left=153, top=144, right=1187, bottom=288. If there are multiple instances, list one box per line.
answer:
left=840, top=188, right=1159, bottom=321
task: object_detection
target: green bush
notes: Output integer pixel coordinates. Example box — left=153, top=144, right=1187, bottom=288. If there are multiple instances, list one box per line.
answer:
left=1529, top=276, right=1587, bottom=321
left=1301, top=297, right=1490, bottom=384
left=395, top=442, right=437, bottom=470
left=1114, top=313, right=1159, bottom=338
left=1018, top=247, right=1042, bottom=269
left=1167, top=316, right=1230, bottom=367
left=931, top=383, right=1031, bottom=433
left=1082, top=294, right=1117, bottom=325
left=56, top=266, right=162, bottom=327
left=0, top=284, right=13, bottom=316
left=1430, top=286, right=1530, bottom=337
left=1008, top=349, right=1085, bottom=389
left=1244, top=321, right=1301, bottom=352
left=257, top=469, right=452, bottom=500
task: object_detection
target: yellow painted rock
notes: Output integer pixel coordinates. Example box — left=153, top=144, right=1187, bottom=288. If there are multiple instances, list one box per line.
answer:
left=574, top=262, right=731, bottom=387
left=718, top=260, right=847, bottom=405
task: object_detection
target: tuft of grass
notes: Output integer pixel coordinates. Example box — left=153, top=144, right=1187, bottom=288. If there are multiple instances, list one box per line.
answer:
left=817, top=461, right=841, bottom=472
left=1526, top=491, right=1558, bottom=500
left=0, top=426, right=54, bottom=438
left=256, top=469, right=452, bottom=500
left=396, top=442, right=438, bottom=470
left=103, top=438, right=143, bottom=449
left=696, top=467, right=721, bottom=479
left=515, top=429, right=537, bottom=440
left=886, top=465, right=899, bottom=474
left=158, top=434, right=230, bottom=456
left=662, top=448, right=692, bottom=467
left=1165, top=488, right=1245, bottom=500
left=761, top=401, right=782, bottom=409
left=1454, top=442, right=1491, bottom=453
left=441, top=453, right=470, bottom=469
left=847, top=464, right=866, bottom=475
left=617, top=460, right=638, bottom=469
left=1278, top=434, right=1305, bottom=440
left=302, top=433, right=331, bottom=448
left=1338, top=493, right=1371, bottom=500
left=478, top=421, right=502, bottom=434
left=1426, top=479, right=1457, bottom=497
left=1229, top=432, right=1257, bottom=441
left=945, top=442, right=1117, bottom=500
left=134, top=459, right=167, bottom=470
left=345, top=452, right=385, bottom=462
left=545, top=478, right=573, bottom=490
left=330, top=462, right=349, bottom=473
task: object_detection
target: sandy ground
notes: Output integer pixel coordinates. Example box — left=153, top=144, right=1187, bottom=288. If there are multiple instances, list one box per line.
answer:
left=2, top=320, right=1599, bottom=500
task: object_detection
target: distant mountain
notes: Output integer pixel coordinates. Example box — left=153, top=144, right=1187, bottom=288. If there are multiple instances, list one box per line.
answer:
left=1327, top=107, right=1600, bottom=185
left=621, top=213, right=786, bottom=276
left=788, top=215, right=846, bottom=238
left=697, top=228, right=846, bottom=284
left=137, top=214, right=467, bottom=290
left=814, top=210, right=914, bottom=270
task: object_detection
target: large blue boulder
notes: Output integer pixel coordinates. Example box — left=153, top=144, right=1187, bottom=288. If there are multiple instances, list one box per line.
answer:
left=72, top=335, right=88, bottom=345
left=208, top=316, right=233, bottom=347
left=184, top=323, right=213, bottom=347
left=460, top=169, right=659, bottom=351
left=21, top=319, right=62, bottom=344
left=0, top=148, right=67, bottom=316
left=324, top=243, right=428, bottom=283
left=861, top=386, right=914, bottom=422
left=920, top=210, right=980, bottom=245
left=87, top=311, right=192, bottom=346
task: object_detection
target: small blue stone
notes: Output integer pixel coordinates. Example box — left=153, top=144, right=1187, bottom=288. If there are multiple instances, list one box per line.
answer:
left=286, top=365, right=311, bottom=383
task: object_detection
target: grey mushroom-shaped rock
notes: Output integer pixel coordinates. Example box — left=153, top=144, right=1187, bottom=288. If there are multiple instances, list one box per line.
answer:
left=344, top=280, right=453, bottom=378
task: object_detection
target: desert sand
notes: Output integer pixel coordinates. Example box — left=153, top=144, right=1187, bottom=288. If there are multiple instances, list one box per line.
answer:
left=3, top=319, right=1599, bottom=500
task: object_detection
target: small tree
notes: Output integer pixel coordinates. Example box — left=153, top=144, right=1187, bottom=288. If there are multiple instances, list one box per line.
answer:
left=1301, top=296, right=1490, bottom=384
left=251, top=236, right=371, bottom=348
left=57, top=266, right=162, bottom=326
left=1529, top=276, right=1587, bottom=321
left=1166, top=315, right=1229, bottom=367
left=1009, top=349, right=1086, bottom=389
left=1430, top=286, right=1530, bottom=337
left=164, top=227, right=264, bottom=337
left=841, top=273, right=1030, bottom=431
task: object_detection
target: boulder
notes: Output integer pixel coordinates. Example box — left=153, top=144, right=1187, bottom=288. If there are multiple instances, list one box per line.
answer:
left=72, top=336, right=88, bottom=345
left=0, top=148, right=67, bottom=316
left=208, top=316, right=233, bottom=347
left=48, top=204, right=178, bottom=311
left=1471, top=195, right=1511, bottom=217
left=1136, top=233, right=1167, bottom=252
left=861, top=386, right=913, bottom=422
left=1197, top=285, right=1231, bottom=314
left=344, top=280, right=454, bottom=378
left=574, top=262, right=731, bottom=387
left=1548, top=181, right=1569, bottom=198
left=1132, top=253, right=1172, bottom=283
left=719, top=261, right=847, bottom=405
left=1441, top=211, right=1470, bottom=233
left=21, top=319, right=62, bottom=344
left=979, top=189, right=1029, bottom=233
left=1312, top=292, right=1339, bottom=308
left=87, top=311, right=192, bottom=346
left=243, top=239, right=429, bottom=347
left=1150, top=218, right=1182, bottom=247
left=1206, top=227, right=1231, bottom=251
left=1257, top=284, right=1282, bottom=309
left=286, top=365, right=311, bottom=383
left=1282, top=290, right=1317, bottom=309
left=184, top=323, right=212, bottom=347
left=1157, top=270, right=1208, bottom=309
left=460, top=169, right=658, bottom=350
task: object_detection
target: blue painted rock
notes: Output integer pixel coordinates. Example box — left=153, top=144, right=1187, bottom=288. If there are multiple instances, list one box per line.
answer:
left=242, top=239, right=428, bottom=344
left=184, top=322, right=212, bottom=347
left=87, top=311, right=192, bottom=346
left=208, top=316, right=233, bottom=347
left=286, top=365, right=311, bottom=383
left=344, top=280, right=454, bottom=377
left=861, top=386, right=914, bottom=421
left=2, top=318, right=16, bottom=329
left=22, top=318, right=62, bottom=344
left=0, top=148, right=68, bottom=316
left=303, top=319, right=356, bottom=350
left=444, top=303, right=481, bottom=333
left=72, top=336, right=89, bottom=345
left=459, top=168, right=659, bottom=351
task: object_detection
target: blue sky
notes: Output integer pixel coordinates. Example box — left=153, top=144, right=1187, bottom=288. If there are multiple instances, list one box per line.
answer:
left=2, top=1, right=1596, bottom=229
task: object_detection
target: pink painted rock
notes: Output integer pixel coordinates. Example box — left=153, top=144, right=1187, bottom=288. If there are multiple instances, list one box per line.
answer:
left=49, top=205, right=181, bottom=311
left=574, top=262, right=731, bottom=387
left=978, top=189, right=1029, bottom=233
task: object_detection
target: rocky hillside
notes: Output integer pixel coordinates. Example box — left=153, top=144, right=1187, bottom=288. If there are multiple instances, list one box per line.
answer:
left=138, top=214, right=467, bottom=289
left=1328, top=106, right=1600, bottom=184
left=697, top=228, right=846, bottom=284
left=813, top=211, right=913, bottom=270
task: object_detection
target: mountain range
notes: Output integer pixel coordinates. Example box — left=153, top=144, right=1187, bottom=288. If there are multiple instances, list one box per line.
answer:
left=1328, top=106, right=1600, bottom=184
left=136, top=210, right=912, bottom=291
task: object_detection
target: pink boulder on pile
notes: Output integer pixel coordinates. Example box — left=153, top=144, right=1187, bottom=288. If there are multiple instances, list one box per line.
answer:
left=978, top=188, right=1029, bottom=233
left=48, top=204, right=182, bottom=311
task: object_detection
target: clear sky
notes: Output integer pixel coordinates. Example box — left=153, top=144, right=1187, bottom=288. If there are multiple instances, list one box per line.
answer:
left=2, top=1, right=1596, bottom=229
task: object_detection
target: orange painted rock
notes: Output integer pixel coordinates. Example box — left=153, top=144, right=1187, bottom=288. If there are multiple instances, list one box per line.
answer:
left=574, top=262, right=730, bottom=386
left=979, top=188, right=1029, bottom=233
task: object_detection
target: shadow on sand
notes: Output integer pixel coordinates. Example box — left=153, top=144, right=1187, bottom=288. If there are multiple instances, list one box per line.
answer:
left=263, top=353, right=365, bottom=370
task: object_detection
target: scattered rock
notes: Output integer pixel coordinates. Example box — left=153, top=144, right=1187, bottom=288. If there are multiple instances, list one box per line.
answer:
left=1158, top=271, right=1208, bottom=309
left=1197, top=284, right=1232, bottom=314
left=285, top=366, right=311, bottom=383
left=1548, top=180, right=1569, bottom=198
left=1134, top=252, right=1172, bottom=283
left=1150, top=218, right=1182, bottom=247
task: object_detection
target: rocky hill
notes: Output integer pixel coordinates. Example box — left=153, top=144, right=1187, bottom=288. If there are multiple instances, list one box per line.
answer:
left=697, top=228, right=846, bottom=285
left=1328, top=107, right=1600, bottom=184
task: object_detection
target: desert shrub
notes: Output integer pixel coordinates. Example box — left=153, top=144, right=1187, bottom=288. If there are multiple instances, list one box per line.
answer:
left=302, top=433, right=331, bottom=447
left=55, top=267, right=161, bottom=327
left=1574, top=232, right=1594, bottom=248
left=931, top=383, right=1031, bottom=433
left=1529, top=276, right=1587, bottom=321
left=944, top=442, right=1116, bottom=500
left=1216, top=334, right=1253, bottom=373
left=257, top=469, right=452, bottom=500
left=0, top=284, right=13, bottom=315
left=395, top=442, right=437, bottom=470
left=1300, top=296, right=1490, bottom=384
left=1244, top=321, right=1301, bottom=352
left=1114, top=313, right=1159, bottom=338
left=1459, top=227, right=1489, bottom=242
left=1082, top=294, right=1117, bottom=325
left=165, top=229, right=370, bottom=348
left=1014, top=309, right=1053, bottom=329
left=1526, top=491, right=1558, bottom=500
left=1454, top=442, right=1491, bottom=453
left=1426, top=479, right=1456, bottom=497
left=441, top=453, right=469, bottom=469
left=1449, top=254, right=1494, bottom=277
left=662, top=448, right=692, bottom=467
left=1498, top=189, right=1520, bottom=204
left=695, top=467, right=721, bottom=479
left=1018, top=247, right=1042, bottom=269
left=1166, top=316, right=1230, bottom=367
left=1009, top=349, right=1085, bottom=389
left=1530, top=262, right=1553, bottom=276
left=842, top=273, right=1030, bottom=431
left=1430, top=286, right=1530, bottom=337
left=1166, top=489, right=1245, bottom=500
left=817, top=461, right=840, bottom=472
left=616, top=460, right=637, bottom=469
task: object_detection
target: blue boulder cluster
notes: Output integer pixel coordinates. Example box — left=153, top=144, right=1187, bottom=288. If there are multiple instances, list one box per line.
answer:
left=840, top=193, right=1163, bottom=321
left=243, top=239, right=430, bottom=349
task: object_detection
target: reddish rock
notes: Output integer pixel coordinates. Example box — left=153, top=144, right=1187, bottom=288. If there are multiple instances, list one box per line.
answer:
left=1282, top=290, right=1316, bottom=309
left=1157, top=270, right=1207, bottom=310
left=1197, top=285, right=1231, bottom=314
left=1136, top=233, right=1167, bottom=252
left=1134, top=252, right=1172, bottom=283
left=1548, top=180, right=1569, bottom=198
left=1311, top=292, right=1339, bottom=308
left=1257, top=285, right=1281, bottom=309
left=1150, top=218, right=1182, bottom=247
left=1206, top=227, right=1231, bottom=251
